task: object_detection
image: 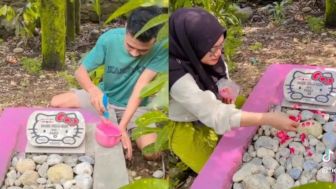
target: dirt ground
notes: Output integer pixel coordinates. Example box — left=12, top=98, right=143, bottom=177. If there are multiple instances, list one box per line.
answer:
left=0, top=0, right=335, bottom=187
left=231, top=1, right=336, bottom=96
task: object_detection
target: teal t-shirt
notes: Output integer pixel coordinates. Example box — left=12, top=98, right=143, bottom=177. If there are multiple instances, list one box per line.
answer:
left=82, top=28, right=167, bottom=107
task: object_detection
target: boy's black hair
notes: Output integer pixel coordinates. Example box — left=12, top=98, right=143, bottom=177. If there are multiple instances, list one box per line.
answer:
left=126, top=6, right=163, bottom=42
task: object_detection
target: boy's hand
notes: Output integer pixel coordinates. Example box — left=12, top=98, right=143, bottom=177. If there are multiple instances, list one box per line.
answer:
left=121, top=129, right=133, bottom=160
left=267, top=112, right=299, bottom=132
left=88, top=86, right=105, bottom=115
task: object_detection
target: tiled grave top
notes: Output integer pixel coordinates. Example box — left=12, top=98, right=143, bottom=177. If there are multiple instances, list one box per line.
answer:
left=27, top=111, right=85, bottom=147
left=284, top=69, right=336, bottom=106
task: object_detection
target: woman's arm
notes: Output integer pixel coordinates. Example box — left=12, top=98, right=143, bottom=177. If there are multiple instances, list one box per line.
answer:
left=240, top=111, right=298, bottom=131
left=170, top=74, right=298, bottom=134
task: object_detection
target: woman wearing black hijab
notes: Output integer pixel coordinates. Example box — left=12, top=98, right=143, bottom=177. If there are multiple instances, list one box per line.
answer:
left=169, top=8, right=298, bottom=173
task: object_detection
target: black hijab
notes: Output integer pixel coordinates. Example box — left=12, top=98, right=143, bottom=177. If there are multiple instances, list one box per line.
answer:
left=169, top=8, right=228, bottom=96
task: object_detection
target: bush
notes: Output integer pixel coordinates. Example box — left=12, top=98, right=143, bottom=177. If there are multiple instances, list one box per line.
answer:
left=21, top=57, right=42, bottom=75
left=307, top=16, right=324, bottom=33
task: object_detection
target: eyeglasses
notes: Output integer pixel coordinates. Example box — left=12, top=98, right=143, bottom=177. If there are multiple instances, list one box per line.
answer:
left=209, top=43, right=224, bottom=56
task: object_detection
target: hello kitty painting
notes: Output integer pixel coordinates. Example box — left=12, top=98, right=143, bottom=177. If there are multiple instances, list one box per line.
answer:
left=284, top=69, right=336, bottom=106
left=27, top=111, right=85, bottom=147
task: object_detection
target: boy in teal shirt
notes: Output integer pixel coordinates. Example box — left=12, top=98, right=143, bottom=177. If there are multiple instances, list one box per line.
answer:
left=51, top=6, right=167, bottom=160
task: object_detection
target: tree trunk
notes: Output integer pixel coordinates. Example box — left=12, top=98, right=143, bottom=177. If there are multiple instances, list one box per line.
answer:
left=41, top=0, right=66, bottom=70
left=75, top=0, right=81, bottom=34
left=326, top=0, right=336, bottom=28
left=67, top=0, right=76, bottom=43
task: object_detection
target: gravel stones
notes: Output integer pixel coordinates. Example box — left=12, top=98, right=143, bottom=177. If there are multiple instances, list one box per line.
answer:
left=3, top=153, right=94, bottom=189
left=233, top=108, right=336, bottom=188
left=47, top=163, right=74, bottom=183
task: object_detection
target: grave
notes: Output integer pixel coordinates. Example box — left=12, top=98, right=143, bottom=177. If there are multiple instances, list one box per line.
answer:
left=0, top=108, right=128, bottom=189
left=192, top=64, right=336, bottom=189
left=284, top=69, right=336, bottom=106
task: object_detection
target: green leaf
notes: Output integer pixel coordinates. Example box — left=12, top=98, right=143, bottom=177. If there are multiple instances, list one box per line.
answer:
left=142, top=143, right=156, bottom=154
left=134, top=14, right=168, bottom=38
left=146, top=81, right=168, bottom=109
left=104, top=0, right=155, bottom=24
left=170, top=122, right=218, bottom=173
left=131, top=127, right=162, bottom=140
left=0, top=5, right=8, bottom=16
left=140, top=73, right=168, bottom=98
left=93, top=0, right=101, bottom=17
left=23, top=2, right=40, bottom=35
left=135, top=110, right=168, bottom=128
left=291, top=182, right=336, bottom=189
left=157, top=22, right=168, bottom=43
left=155, top=0, right=169, bottom=7
left=4, top=6, right=16, bottom=22
left=153, top=123, right=172, bottom=152
left=176, top=161, right=189, bottom=171
left=120, top=178, right=171, bottom=189
left=89, top=65, right=104, bottom=85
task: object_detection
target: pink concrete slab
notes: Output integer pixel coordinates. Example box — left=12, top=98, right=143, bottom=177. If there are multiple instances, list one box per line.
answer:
left=192, top=64, right=329, bottom=189
left=0, top=107, right=100, bottom=185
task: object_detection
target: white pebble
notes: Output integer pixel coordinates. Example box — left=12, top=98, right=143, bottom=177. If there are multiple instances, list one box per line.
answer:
left=47, top=154, right=63, bottom=165
left=32, top=155, right=48, bottom=164
left=74, top=162, right=93, bottom=176
left=37, top=177, right=47, bottom=184
left=152, top=170, right=164, bottom=178
left=78, top=156, right=95, bottom=164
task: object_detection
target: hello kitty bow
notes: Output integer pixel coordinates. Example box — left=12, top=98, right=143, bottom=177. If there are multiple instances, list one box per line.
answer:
left=311, top=71, right=334, bottom=85
left=55, top=112, right=79, bottom=126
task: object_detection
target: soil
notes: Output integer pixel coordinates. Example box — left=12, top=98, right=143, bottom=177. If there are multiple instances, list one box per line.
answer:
left=231, top=1, right=336, bottom=96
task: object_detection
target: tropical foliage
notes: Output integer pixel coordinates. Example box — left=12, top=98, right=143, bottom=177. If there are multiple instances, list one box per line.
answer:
left=0, top=0, right=40, bottom=39
left=0, top=0, right=81, bottom=70
left=170, top=0, right=243, bottom=69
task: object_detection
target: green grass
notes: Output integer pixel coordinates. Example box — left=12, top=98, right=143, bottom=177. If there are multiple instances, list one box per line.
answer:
left=58, top=71, right=80, bottom=88
left=21, top=57, right=42, bottom=75
left=249, top=42, right=263, bottom=52
left=307, top=16, right=324, bottom=33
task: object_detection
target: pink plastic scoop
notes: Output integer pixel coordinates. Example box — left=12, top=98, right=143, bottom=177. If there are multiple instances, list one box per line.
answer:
left=95, top=121, right=121, bottom=147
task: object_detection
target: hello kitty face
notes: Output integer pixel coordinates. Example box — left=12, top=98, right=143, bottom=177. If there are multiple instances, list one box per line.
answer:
left=27, top=111, right=85, bottom=147
left=284, top=70, right=336, bottom=105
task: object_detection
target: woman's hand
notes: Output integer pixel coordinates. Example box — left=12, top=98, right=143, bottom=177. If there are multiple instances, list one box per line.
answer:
left=120, top=129, right=133, bottom=160
left=221, top=97, right=234, bottom=104
left=266, top=112, right=299, bottom=132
